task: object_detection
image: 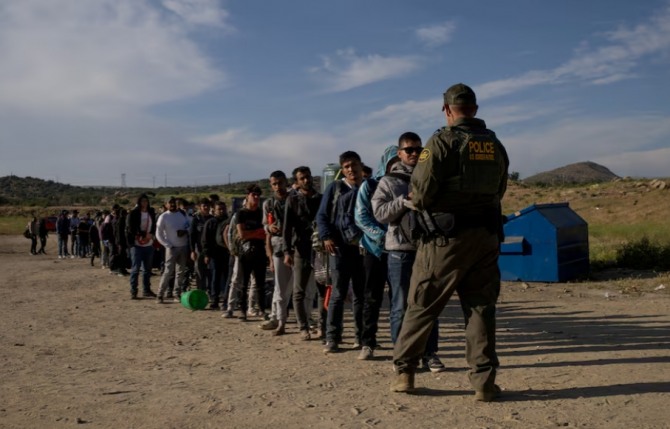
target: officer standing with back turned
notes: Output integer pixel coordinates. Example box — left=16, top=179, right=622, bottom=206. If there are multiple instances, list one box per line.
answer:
left=390, top=83, right=509, bottom=401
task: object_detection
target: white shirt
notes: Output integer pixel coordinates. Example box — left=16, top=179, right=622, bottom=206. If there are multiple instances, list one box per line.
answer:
left=155, top=210, right=189, bottom=249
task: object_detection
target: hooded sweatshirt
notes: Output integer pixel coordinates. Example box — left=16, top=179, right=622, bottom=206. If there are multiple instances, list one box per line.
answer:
left=354, top=146, right=398, bottom=258
left=371, top=159, right=416, bottom=252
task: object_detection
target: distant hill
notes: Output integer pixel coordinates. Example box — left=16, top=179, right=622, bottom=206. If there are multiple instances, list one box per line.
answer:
left=523, top=161, right=619, bottom=185
left=0, top=176, right=85, bottom=206
left=0, top=175, right=323, bottom=207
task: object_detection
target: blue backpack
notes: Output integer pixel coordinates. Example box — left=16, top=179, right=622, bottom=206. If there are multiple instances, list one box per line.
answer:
left=331, top=180, right=362, bottom=246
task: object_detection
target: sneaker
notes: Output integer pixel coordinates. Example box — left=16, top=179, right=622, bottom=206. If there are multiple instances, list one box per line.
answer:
left=474, top=384, right=502, bottom=402
left=422, top=353, right=447, bottom=373
left=300, top=330, right=311, bottom=341
left=390, top=373, right=415, bottom=393
left=260, top=319, right=279, bottom=331
left=130, top=294, right=138, bottom=300
left=238, top=314, right=248, bottom=321
left=173, top=297, right=181, bottom=303
left=143, top=290, right=157, bottom=298
left=357, top=346, right=374, bottom=360
left=351, top=341, right=362, bottom=350
left=156, top=296, right=164, bottom=304
left=209, top=303, right=220, bottom=310
left=323, top=341, right=339, bottom=354
left=222, top=311, right=234, bottom=319
left=58, top=255, right=63, bottom=259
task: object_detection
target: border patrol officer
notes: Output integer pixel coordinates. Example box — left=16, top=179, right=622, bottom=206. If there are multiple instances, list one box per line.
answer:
left=390, top=83, right=509, bottom=401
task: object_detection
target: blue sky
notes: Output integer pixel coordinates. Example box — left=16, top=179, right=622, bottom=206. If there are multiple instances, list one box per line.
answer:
left=1, top=0, right=669, bottom=187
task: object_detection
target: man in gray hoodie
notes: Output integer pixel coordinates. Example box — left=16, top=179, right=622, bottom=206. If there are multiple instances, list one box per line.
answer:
left=371, top=131, right=445, bottom=373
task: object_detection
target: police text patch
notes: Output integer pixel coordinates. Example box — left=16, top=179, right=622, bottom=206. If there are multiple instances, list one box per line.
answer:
left=468, top=140, right=496, bottom=161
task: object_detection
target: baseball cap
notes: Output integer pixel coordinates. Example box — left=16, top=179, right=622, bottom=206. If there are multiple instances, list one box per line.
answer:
left=443, top=83, right=477, bottom=106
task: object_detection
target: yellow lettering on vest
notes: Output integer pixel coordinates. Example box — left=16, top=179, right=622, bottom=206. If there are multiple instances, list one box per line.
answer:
left=469, top=141, right=496, bottom=154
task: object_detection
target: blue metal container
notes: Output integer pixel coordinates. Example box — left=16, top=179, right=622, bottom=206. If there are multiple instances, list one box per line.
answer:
left=498, top=203, right=589, bottom=282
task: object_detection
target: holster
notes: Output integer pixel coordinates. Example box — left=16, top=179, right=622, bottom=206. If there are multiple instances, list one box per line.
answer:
left=413, top=210, right=500, bottom=240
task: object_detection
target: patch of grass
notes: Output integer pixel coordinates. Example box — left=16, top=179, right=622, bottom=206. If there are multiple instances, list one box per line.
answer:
left=0, top=216, right=28, bottom=235
left=615, top=237, right=670, bottom=270
left=589, top=223, right=670, bottom=268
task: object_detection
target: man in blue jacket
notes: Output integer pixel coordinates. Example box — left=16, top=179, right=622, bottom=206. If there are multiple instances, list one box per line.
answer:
left=353, top=146, right=397, bottom=360
left=316, top=151, right=365, bottom=354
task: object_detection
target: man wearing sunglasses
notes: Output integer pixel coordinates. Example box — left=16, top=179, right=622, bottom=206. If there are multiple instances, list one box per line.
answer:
left=389, top=83, right=509, bottom=402
left=372, top=132, right=446, bottom=373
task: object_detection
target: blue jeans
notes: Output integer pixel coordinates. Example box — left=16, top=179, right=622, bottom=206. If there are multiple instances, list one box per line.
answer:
left=130, top=245, right=155, bottom=295
left=388, top=250, right=439, bottom=354
left=58, top=234, right=69, bottom=256
left=326, top=245, right=365, bottom=344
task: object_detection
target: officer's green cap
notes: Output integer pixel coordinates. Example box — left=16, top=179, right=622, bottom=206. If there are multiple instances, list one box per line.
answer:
left=443, top=83, right=477, bottom=106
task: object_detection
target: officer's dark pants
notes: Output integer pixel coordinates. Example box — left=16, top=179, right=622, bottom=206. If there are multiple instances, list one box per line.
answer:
left=326, top=244, right=365, bottom=344
left=393, top=227, right=500, bottom=391
left=361, top=251, right=387, bottom=348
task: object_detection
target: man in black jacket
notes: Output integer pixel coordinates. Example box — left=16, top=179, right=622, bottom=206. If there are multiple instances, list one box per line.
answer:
left=283, top=166, right=324, bottom=341
left=201, top=201, right=230, bottom=310
left=56, top=210, right=70, bottom=258
left=126, top=194, right=157, bottom=299
left=190, top=198, right=212, bottom=291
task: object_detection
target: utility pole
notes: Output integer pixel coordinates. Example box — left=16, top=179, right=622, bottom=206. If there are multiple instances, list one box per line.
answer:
left=164, top=173, right=167, bottom=187
left=121, top=173, right=126, bottom=188
left=228, top=173, right=231, bottom=185
left=153, top=176, right=156, bottom=188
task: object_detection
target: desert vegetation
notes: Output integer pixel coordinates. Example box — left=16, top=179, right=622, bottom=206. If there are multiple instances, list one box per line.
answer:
left=2, top=174, right=669, bottom=271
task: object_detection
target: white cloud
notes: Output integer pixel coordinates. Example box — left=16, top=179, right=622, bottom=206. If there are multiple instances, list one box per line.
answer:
left=593, top=147, right=670, bottom=178
left=476, top=3, right=670, bottom=100
left=504, top=115, right=670, bottom=178
left=415, top=21, right=456, bottom=48
left=161, top=0, right=231, bottom=28
left=0, top=109, right=191, bottom=186
left=190, top=129, right=343, bottom=179
left=0, top=0, right=227, bottom=114
left=310, top=48, right=421, bottom=93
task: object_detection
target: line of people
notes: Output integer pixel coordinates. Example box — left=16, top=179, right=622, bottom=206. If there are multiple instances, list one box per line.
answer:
left=30, top=83, right=508, bottom=401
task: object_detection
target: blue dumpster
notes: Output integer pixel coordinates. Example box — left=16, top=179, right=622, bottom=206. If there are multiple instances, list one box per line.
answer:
left=498, top=203, right=589, bottom=282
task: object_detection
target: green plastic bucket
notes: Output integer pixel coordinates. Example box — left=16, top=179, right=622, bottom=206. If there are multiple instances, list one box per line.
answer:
left=180, top=290, right=209, bottom=311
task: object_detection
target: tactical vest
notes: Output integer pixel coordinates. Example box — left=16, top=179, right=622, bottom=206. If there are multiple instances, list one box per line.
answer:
left=443, top=126, right=505, bottom=195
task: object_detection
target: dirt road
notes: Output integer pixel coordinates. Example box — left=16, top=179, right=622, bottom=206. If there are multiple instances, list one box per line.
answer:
left=1, top=235, right=668, bottom=429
